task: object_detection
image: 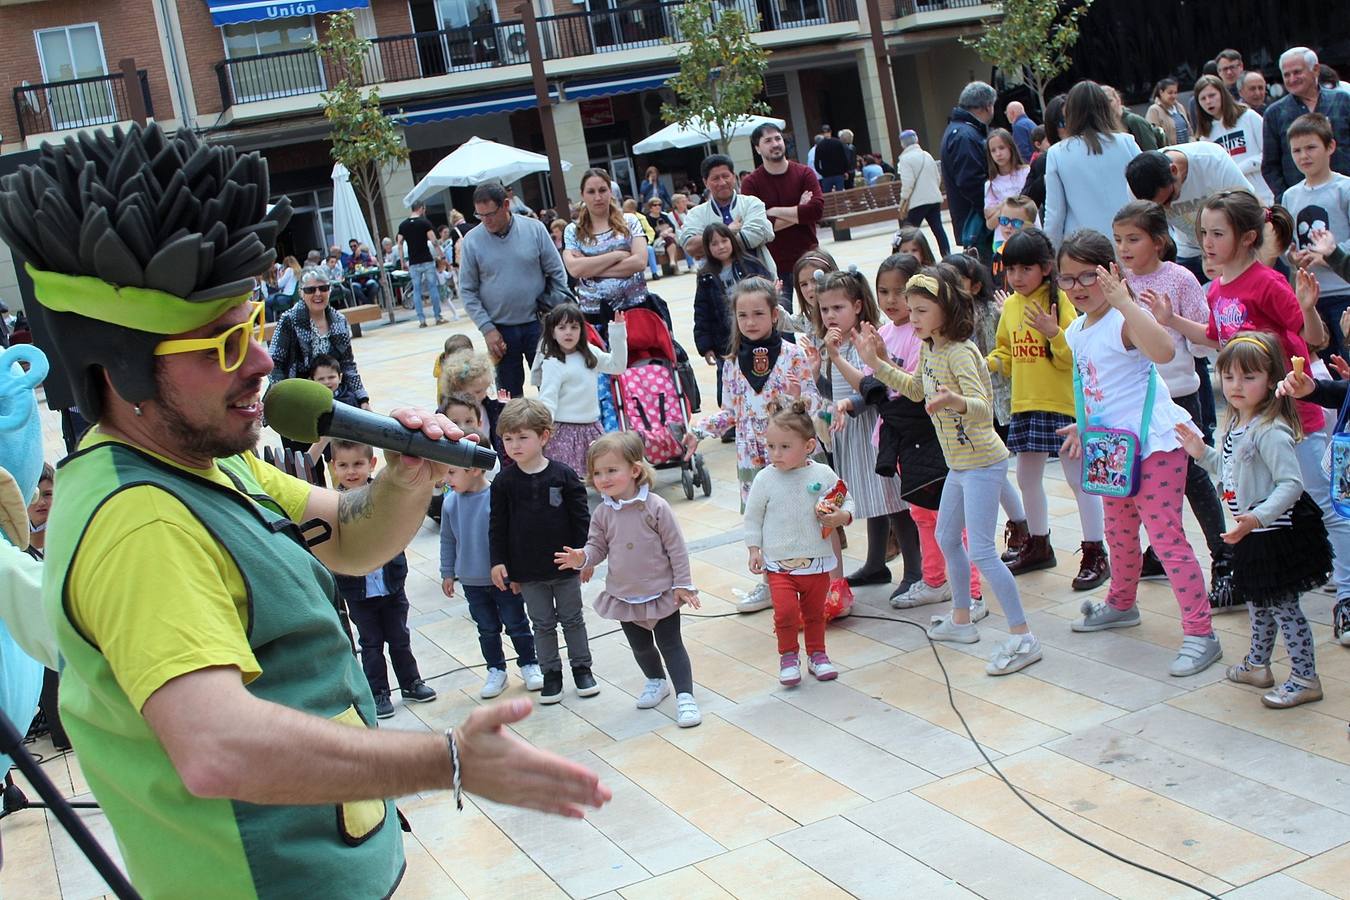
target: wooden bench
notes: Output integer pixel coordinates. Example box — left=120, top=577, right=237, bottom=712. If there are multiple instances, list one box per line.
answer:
left=262, top=303, right=384, bottom=342
left=821, top=181, right=907, bottom=241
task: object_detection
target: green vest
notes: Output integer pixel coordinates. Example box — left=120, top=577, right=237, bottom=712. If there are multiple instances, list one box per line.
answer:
left=45, top=442, right=405, bottom=899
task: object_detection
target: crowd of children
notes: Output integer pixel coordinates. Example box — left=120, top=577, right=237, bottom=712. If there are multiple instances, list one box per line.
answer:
left=277, top=106, right=1350, bottom=725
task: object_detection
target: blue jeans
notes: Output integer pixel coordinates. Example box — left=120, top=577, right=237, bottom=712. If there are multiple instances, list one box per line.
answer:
left=820, top=175, right=845, bottom=193
left=905, top=202, right=953, bottom=258
left=464, top=584, right=538, bottom=670
left=647, top=246, right=660, bottom=277
left=494, top=319, right=542, bottom=398
left=1294, top=428, right=1350, bottom=599
left=409, top=261, right=442, bottom=324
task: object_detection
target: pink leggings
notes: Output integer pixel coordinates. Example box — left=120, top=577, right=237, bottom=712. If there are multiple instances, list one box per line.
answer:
left=1103, top=448, right=1212, bottom=637
left=910, top=505, right=981, bottom=597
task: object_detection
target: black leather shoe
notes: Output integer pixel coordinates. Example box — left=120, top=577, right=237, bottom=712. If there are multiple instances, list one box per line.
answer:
left=541, top=670, right=564, bottom=704
left=846, top=567, right=891, bottom=587
left=374, top=693, right=395, bottom=719
left=572, top=665, right=600, bottom=697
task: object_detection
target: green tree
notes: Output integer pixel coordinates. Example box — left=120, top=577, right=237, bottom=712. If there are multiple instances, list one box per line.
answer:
left=317, top=10, right=409, bottom=322
left=661, top=0, right=770, bottom=155
left=961, top=0, right=1095, bottom=114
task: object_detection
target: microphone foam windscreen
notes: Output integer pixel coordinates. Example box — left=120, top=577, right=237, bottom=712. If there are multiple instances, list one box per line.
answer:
left=263, top=378, right=335, bottom=443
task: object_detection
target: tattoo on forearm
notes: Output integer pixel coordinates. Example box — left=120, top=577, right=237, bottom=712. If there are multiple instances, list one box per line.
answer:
left=337, top=485, right=374, bottom=525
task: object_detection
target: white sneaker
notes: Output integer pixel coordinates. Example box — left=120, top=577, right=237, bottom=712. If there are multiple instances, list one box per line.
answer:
left=927, top=614, right=980, bottom=644
left=480, top=668, right=508, bottom=699
left=986, top=634, right=1042, bottom=675
left=970, top=597, right=989, bottom=622
left=636, top=678, right=671, bottom=709
left=520, top=663, right=544, bottom=692
left=891, top=580, right=952, bottom=609
left=736, top=582, right=773, bottom=613
left=676, top=692, right=702, bottom=727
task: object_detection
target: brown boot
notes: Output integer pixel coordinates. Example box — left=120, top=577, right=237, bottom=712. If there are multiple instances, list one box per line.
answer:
left=1001, top=519, right=1029, bottom=563
left=1008, top=532, right=1056, bottom=575
left=1071, top=541, right=1109, bottom=591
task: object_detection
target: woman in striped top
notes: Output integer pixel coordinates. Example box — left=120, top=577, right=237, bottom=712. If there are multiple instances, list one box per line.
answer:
left=855, top=267, right=1040, bottom=677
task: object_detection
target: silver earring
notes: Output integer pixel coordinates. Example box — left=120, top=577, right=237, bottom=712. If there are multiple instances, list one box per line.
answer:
left=133, top=404, right=143, bottom=417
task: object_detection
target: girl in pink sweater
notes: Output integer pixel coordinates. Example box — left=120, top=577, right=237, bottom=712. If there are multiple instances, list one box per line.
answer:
left=555, top=432, right=702, bottom=728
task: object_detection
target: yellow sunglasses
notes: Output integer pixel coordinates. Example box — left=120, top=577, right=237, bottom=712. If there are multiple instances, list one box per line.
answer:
left=153, top=301, right=266, bottom=372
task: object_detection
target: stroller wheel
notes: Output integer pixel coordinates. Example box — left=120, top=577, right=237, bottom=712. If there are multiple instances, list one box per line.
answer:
left=697, top=458, right=712, bottom=497
left=681, top=466, right=695, bottom=500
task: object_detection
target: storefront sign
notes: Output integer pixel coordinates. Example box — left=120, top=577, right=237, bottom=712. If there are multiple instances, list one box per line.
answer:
left=579, top=98, right=615, bottom=128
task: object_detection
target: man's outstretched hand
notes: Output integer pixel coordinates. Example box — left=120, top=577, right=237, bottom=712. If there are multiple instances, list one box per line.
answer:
left=455, top=699, right=612, bottom=818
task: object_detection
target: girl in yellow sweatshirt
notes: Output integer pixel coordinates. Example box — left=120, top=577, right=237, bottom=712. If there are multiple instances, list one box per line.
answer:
left=987, top=228, right=1107, bottom=590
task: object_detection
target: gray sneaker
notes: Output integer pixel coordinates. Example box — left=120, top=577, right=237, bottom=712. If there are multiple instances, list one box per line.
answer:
left=927, top=613, right=980, bottom=644
left=1071, top=600, right=1141, bottom=632
left=970, top=597, right=989, bottom=622
left=736, top=582, right=772, bottom=613
left=1169, top=634, right=1222, bottom=677
left=891, top=579, right=952, bottom=609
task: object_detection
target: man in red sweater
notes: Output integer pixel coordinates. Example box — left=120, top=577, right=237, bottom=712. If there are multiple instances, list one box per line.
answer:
left=740, top=123, right=825, bottom=311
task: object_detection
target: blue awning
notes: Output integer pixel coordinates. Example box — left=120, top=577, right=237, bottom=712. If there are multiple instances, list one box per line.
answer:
left=398, top=88, right=560, bottom=126
left=207, top=0, right=369, bottom=26
left=564, top=71, right=675, bottom=101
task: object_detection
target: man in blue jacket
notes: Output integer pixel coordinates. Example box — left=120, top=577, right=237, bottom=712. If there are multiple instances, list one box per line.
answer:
left=940, top=81, right=996, bottom=252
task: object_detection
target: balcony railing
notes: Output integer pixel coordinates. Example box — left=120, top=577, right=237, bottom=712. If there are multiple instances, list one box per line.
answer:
left=893, top=0, right=990, bottom=16
left=213, top=0, right=858, bottom=111
left=13, top=69, right=153, bottom=140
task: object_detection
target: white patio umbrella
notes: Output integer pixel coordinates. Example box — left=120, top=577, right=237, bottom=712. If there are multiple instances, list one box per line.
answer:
left=402, top=136, right=571, bottom=207
left=331, top=163, right=374, bottom=252
left=633, top=115, right=785, bottom=154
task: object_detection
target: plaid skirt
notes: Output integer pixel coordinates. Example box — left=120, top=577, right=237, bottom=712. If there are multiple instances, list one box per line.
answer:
left=1007, top=410, right=1074, bottom=455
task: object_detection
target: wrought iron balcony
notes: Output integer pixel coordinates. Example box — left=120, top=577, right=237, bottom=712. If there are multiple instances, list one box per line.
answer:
left=12, top=69, right=153, bottom=141
left=893, top=0, right=991, bottom=17
left=213, top=0, right=859, bottom=111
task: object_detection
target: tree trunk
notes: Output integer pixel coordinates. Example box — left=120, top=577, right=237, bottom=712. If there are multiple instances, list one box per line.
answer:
left=358, top=179, right=397, bottom=325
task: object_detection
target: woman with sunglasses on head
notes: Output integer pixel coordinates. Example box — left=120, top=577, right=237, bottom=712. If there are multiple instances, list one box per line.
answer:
left=269, top=268, right=371, bottom=413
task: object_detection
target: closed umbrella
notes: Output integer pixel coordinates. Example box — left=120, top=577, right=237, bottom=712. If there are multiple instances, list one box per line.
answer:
left=633, top=115, right=785, bottom=154
left=403, top=136, right=571, bottom=207
left=331, top=163, right=374, bottom=252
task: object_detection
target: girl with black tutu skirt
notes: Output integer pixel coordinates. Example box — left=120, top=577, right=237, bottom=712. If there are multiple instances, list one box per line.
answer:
left=1177, top=332, right=1332, bottom=709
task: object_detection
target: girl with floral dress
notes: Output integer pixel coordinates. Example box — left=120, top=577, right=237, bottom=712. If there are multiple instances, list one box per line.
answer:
left=684, top=276, right=819, bottom=612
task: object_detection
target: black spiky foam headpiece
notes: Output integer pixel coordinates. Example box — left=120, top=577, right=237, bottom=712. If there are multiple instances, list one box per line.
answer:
left=0, top=122, right=292, bottom=420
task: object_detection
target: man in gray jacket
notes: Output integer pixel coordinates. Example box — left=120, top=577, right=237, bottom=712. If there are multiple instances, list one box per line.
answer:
left=677, top=154, right=776, bottom=278
left=459, top=181, right=569, bottom=397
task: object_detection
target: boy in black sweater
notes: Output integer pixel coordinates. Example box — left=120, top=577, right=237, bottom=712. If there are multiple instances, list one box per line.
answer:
left=489, top=398, right=596, bottom=703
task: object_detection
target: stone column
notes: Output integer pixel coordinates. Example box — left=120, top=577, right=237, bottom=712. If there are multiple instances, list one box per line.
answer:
left=855, top=46, right=896, bottom=162
left=553, top=99, right=591, bottom=209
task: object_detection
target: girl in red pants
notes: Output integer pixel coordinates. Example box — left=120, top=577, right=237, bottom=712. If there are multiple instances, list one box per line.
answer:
left=744, top=400, right=855, bottom=685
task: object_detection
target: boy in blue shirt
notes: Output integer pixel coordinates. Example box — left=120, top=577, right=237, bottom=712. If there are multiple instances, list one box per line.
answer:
left=441, top=458, right=542, bottom=699
left=330, top=440, right=437, bottom=718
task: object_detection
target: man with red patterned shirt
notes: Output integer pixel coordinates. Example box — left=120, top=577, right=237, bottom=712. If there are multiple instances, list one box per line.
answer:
left=740, top=123, right=825, bottom=311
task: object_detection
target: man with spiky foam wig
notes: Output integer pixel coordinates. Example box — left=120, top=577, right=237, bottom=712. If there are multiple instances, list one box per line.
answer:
left=0, top=124, right=608, bottom=898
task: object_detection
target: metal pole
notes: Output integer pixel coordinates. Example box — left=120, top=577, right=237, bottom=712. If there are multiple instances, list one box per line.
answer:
left=520, top=4, right=570, bottom=218
left=863, top=0, right=901, bottom=161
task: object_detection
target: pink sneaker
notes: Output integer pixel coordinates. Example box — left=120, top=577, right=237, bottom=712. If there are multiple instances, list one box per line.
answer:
left=779, top=653, right=802, bottom=686
left=808, top=652, right=838, bottom=681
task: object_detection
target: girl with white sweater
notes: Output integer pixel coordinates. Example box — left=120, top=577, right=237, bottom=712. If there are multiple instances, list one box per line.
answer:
left=1193, top=74, right=1272, bottom=204
left=744, top=399, right=854, bottom=686
left=538, top=303, right=628, bottom=477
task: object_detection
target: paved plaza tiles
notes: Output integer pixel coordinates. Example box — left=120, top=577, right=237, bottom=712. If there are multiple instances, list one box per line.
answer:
left=8, top=224, right=1350, bottom=898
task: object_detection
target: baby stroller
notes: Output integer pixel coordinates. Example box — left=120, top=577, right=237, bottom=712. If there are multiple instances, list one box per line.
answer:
left=610, top=304, right=712, bottom=500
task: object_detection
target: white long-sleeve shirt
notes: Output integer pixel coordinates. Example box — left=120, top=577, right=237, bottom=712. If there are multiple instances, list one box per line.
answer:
left=1205, top=108, right=1274, bottom=204
left=538, top=323, right=628, bottom=424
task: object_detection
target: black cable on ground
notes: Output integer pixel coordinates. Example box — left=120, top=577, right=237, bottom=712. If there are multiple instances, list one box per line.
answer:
left=423, top=605, right=1219, bottom=897
left=845, top=610, right=1221, bottom=900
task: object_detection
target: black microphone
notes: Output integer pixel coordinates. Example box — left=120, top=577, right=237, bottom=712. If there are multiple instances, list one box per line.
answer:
left=263, top=378, right=497, bottom=470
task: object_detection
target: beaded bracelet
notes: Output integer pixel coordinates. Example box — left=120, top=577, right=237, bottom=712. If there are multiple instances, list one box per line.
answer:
left=444, top=728, right=463, bottom=811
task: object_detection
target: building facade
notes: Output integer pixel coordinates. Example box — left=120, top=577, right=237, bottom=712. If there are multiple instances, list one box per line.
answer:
left=0, top=0, right=999, bottom=302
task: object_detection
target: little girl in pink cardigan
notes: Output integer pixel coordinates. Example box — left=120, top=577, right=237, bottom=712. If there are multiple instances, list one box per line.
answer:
left=555, top=432, right=702, bottom=728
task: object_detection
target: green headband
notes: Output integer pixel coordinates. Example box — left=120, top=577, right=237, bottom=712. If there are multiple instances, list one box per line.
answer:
left=27, top=265, right=252, bottom=335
